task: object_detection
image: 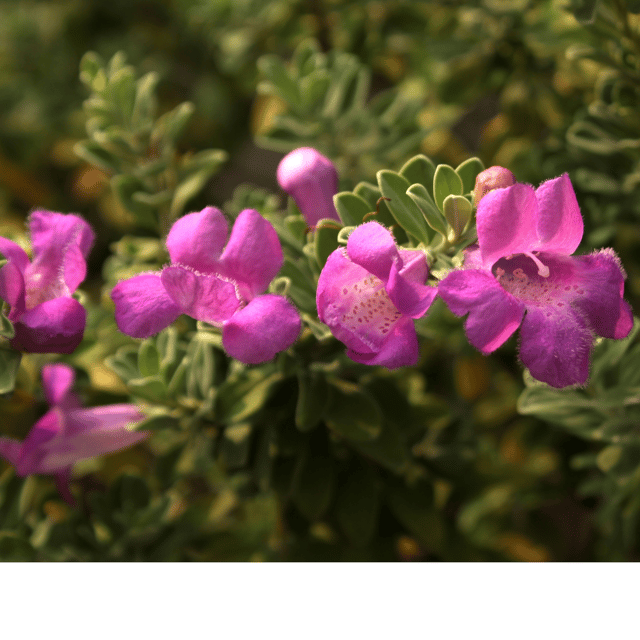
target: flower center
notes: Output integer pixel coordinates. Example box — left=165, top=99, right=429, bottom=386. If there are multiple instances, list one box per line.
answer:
left=340, top=274, right=402, bottom=338
left=492, top=253, right=579, bottom=310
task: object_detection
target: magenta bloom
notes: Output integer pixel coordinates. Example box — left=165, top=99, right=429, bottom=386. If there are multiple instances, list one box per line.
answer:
left=0, top=210, right=95, bottom=353
left=438, top=174, right=634, bottom=388
left=111, top=207, right=301, bottom=364
left=317, top=222, right=437, bottom=368
left=0, top=364, right=147, bottom=504
left=277, top=147, right=340, bottom=226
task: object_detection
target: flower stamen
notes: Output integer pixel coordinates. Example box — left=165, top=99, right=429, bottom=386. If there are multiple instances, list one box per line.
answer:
left=524, top=252, right=549, bottom=278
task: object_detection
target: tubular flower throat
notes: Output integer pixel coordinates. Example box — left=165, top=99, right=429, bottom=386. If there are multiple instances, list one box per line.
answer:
left=0, top=210, right=95, bottom=353
left=111, top=207, right=301, bottom=364
left=317, top=221, right=437, bottom=368
left=0, top=363, right=147, bottom=504
left=437, top=173, right=633, bottom=388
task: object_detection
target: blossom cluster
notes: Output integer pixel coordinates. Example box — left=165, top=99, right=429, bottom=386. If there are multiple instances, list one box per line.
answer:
left=314, top=167, right=633, bottom=388
left=0, top=148, right=634, bottom=502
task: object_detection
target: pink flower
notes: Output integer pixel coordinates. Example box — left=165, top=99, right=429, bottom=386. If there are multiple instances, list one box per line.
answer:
left=0, top=364, right=147, bottom=504
left=317, top=221, right=437, bottom=368
left=0, top=210, right=95, bottom=353
left=438, top=174, right=634, bottom=388
left=111, top=207, right=301, bottom=364
left=277, top=147, right=340, bottom=227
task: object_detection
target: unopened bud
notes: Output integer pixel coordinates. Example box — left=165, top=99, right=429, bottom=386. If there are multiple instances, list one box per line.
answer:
left=473, top=166, right=516, bottom=206
left=277, top=147, right=340, bottom=226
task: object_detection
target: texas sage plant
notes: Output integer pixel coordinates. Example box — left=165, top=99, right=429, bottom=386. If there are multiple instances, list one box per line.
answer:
left=1, top=1, right=640, bottom=562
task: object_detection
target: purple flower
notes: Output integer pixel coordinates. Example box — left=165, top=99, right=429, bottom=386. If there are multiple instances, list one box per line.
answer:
left=438, top=173, right=634, bottom=388
left=277, top=147, right=340, bottom=227
left=111, top=207, right=301, bottom=364
left=317, top=221, right=437, bottom=368
left=0, top=210, right=95, bottom=353
left=0, top=364, right=147, bottom=504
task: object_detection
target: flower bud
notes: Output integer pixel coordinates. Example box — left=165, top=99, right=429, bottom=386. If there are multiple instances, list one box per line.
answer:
left=277, top=147, right=340, bottom=226
left=473, top=166, right=516, bottom=206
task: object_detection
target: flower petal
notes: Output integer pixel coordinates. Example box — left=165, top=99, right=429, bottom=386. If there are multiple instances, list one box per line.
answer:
left=222, top=294, right=300, bottom=364
left=28, top=210, right=94, bottom=293
left=42, top=363, right=76, bottom=407
left=438, top=269, right=525, bottom=353
left=0, top=260, right=26, bottom=320
left=39, top=410, right=148, bottom=472
left=0, top=237, right=29, bottom=273
left=397, top=249, right=429, bottom=284
left=534, top=173, right=583, bottom=254
left=166, top=207, right=228, bottom=272
left=519, top=305, right=592, bottom=388
left=64, top=405, right=144, bottom=435
left=346, top=317, right=419, bottom=369
left=161, top=266, right=240, bottom=324
left=16, top=408, right=64, bottom=476
left=0, top=437, right=22, bottom=466
left=346, top=222, right=398, bottom=282
left=277, top=147, right=340, bottom=226
left=11, top=297, right=86, bottom=353
left=317, top=248, right=402, bottom=354
left=477, top=183, right=539, bottom=267
left=386, top=257, right=437, bottom=319
left=571, top=248, right=633, bottom=340
left=218, top=209, right=283, bottom=297
left=112, top=273, right=181, bottom=338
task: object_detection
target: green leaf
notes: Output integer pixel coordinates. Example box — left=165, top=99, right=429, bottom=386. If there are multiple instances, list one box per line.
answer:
left=334, top=192, right=371, bottom=227
left=132, top=71, right=160, bottom=127
left=127, top=376, right=166, bottom=402
left=279, top=259, right=317, bottom=312
left=315, top=221, right=341, bottom=267
left=215, top=372, right=283, bottom=424
left=257, top=55, right=301, bottom=108
left=109, top=67, right=137, bottom=123
left=153, top=102, right=195, bottom=147
left=0, top=349, right=21, bottom=394
left=0, top=533, right=37, bottom=561
left=325, top=380, right=382, bottom=441
left=353, top=182, right=381, bottom=209
left=295, top=371, right=328, bottom=432
left=590, top=318, right=639, bottom=384
left=136, top=414, right=181, bottom=431
left=569, top=0, right=597, bottom=22
left=455, top=157, right=484, bottom=194
left=400, top=155, right=436, bottom=198
left=433, top=165, right=463, bottom=212
left=0, top=312, right=15, bottom=340
left=111, top=174, right=156, bottom=228
left=171, top=150, right=227, bottom=218
left=352, top=422, right=410, bottom=473
left=443, top=195, right=472, bottom=240
left=335, top=464, right=379, bottom=546
left=292, top=435, right=334, bottom=521
left=385, top=480, right=445, bottom=553
left=406, top=183, right=447, bottom=237
left=220, top=423, right=253, bottom=470
left=79, top=52, right=104, bottom=86
left=377, top=170, right=431, bottom=244
left=138, top=339, right=160, bottom=377
left=74, top=140, right=120, bottom=172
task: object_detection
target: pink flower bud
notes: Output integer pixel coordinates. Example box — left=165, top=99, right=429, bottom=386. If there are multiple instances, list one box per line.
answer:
left=277, top=147, right=340, bottom=226
left=473, top=166, right=516, bottom=205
